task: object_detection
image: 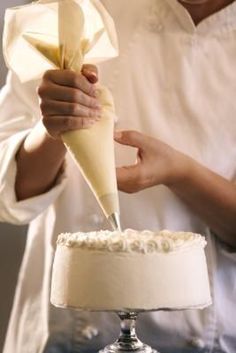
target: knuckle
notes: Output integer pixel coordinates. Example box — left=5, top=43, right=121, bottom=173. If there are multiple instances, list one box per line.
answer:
left=66, top=116, right=75, bottom=129
left=37, top=85, right=44, bottom=97
left=68, top=103, right=78, bottom=115
left=80, top=117, right=86, bottom=129
left=39, top=100, right=47, bottom=114
left=78, top=74, right=91, bottom=92
left=71, top=89, right=80, bottom=102
left=88, top=98, right=96, bottom=108
left=62, top=116, right=70, bottom=129
left=42, top=115, right=47, bottom=125
left=79, top=106, right=87, bottom=117
left=43, top=70, right=53, bottom=81
left=71, top=75, right=78, bottom=87
left=81, top=93, right=89, bottom=106
left=37, top=83, right=51, bottom=99
left=72, top=73, right=83, bottom=88
left=89, top=108, right=96, bottom=117
left=42, top=115, right=51, bottom=129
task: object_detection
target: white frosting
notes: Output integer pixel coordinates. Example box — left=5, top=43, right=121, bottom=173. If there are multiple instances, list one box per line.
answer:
left=57, top=229, right=206, bottom=254
left=51, top=229, right=212, bottom=311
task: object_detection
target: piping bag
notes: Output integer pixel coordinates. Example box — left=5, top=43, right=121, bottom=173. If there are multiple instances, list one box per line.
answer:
left=3, top=0, right=121, bottom=230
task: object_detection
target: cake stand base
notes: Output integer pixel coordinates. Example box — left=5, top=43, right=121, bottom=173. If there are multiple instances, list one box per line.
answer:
left=98, top=312, right=159, bottom=353
left=99, top=343, right=158, bottom=353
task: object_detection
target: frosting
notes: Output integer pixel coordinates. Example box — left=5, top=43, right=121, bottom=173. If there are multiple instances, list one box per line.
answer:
left=51, top=228, right=211, bottom=311
left=56, top=229, right=206, bottom=254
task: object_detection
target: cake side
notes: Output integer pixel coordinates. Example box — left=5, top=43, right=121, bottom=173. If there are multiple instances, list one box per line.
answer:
left=51, top=229, right=212, bottom=311
left=51, top=246, right=212, bottom=311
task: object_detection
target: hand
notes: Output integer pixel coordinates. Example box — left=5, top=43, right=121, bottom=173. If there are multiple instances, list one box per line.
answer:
left=115, top=130, right=188, bottom=193
left=38, top=64, right=101, bottom=139
left=115, top=131, right=236, bottom=248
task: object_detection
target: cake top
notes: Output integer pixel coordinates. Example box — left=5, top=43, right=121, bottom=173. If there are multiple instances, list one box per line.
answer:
left=56, top=229, right=206, bottom=254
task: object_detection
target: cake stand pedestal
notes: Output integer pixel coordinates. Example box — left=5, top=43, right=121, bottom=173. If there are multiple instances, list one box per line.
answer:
left=99, top=311, right=159, bottom=353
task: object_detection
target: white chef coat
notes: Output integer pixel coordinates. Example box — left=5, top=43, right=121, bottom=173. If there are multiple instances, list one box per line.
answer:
left=1, top=0, right=236, bottom=352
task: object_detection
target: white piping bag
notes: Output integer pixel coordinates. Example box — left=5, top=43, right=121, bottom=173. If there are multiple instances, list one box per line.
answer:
left=3, top=0, right=121, bottom=230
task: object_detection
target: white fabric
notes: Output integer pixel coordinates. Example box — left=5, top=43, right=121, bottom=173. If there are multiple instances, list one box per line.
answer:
left=3, top=0, right=118, bottom=82
left=1, top=0, right=236, bottom=352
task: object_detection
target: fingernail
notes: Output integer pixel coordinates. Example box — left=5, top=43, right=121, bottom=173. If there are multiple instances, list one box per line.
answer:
left=114, top=131, right=122, bottom=139
left=84, top=69, right=95, bottom=77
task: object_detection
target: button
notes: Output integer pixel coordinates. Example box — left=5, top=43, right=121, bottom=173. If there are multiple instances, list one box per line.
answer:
left=81, top=325, right=99, bottom=340
left=188, top=337, right=206, bottom=349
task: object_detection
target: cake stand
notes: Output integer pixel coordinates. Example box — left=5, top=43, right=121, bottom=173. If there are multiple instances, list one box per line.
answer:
left=99, top=311, right=159, bottom=353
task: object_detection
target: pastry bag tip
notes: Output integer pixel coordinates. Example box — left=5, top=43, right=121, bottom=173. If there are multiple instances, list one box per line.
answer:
left=108, top=212, right=121, bottom=231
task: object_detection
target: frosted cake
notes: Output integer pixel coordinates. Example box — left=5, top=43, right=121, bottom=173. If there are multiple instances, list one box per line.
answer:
left=51, top=229, right=211, bottom=311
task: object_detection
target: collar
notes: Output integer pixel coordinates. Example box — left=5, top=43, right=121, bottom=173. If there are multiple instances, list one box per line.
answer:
left=164, top=0, right=236, bottom=34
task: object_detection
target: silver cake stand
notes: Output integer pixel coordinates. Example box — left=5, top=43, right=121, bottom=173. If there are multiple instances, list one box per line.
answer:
left=98, top=311, right=159, bottom=353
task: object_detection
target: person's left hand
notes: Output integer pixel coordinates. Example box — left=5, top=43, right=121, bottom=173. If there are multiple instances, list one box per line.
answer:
left=115, top=130, right=188, bottom=193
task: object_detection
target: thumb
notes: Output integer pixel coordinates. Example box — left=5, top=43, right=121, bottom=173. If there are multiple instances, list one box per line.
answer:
left=116, top=164, right=141, bottom=193
left=82, top=64, right=98, bottom=84
left=114, top=130, right=147, bottom=149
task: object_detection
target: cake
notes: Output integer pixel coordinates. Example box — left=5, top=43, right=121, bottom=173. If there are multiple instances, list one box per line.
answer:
left=51, top=229, right=212, bottom=311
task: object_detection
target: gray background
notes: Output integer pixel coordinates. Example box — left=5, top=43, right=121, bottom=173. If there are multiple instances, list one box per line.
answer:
left=0, top=1, right=28, bottom=351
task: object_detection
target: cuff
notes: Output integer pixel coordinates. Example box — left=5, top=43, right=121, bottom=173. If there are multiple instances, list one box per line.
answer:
left=0, top=130, right=68, bottom=225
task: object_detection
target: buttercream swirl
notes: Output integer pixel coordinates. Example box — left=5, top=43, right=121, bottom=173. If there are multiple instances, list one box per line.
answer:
left=56, top=229, right=206, bottom=254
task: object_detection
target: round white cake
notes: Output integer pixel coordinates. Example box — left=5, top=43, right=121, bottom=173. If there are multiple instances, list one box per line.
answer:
left=51, top=229, right=212, bottom=311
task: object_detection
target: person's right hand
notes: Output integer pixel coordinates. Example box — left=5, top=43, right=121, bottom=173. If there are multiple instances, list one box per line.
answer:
left=38, top=65, right=101, bottom=139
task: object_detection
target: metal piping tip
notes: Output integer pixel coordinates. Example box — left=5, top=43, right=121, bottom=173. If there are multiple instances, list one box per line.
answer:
left=108, top=212, right=122, bottom=231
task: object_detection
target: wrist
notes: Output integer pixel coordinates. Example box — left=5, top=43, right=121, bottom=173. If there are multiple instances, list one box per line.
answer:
left=164, top=150, right=195, bottom=188
left=15, top=121, right=67, bottom=201
left=24, top=120, right=66, bottom=155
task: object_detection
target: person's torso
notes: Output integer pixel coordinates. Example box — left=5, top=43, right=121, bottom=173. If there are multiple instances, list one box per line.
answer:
left=4, top=1, right=236, bottom=352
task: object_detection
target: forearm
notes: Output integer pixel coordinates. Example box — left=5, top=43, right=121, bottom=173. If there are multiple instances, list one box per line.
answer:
left=169, top=156, right=236, bottom=248
left=15, top=121, right=66, bottom=200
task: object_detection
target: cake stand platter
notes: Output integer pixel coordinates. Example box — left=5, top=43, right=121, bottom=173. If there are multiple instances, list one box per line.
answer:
left=99, top=311, right=159, bottom=353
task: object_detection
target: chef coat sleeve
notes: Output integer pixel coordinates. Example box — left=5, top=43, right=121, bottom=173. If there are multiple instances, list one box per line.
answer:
left=0, top=71, right=68, bottom=225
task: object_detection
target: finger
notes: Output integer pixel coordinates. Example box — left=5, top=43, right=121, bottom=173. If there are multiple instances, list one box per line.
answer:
left=40, top=100, right=101, bottom=118
left=43, top=115, right=98, bottom=138
left=114, top=130, right=147, bottom=150
left=116, top=164, right=142, bottom=193
left=82, top=64, right=98, bottom=84
left=43, top=70, right=96, bottom=96
left=38, top=82, right=101, bottom=109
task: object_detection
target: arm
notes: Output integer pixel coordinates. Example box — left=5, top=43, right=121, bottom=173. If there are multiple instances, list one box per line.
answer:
left=15, top=65, right=101, bottom=200
left=15, top=121, right=66, bottom=200
left=115, top=131, right=236, bottom=248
